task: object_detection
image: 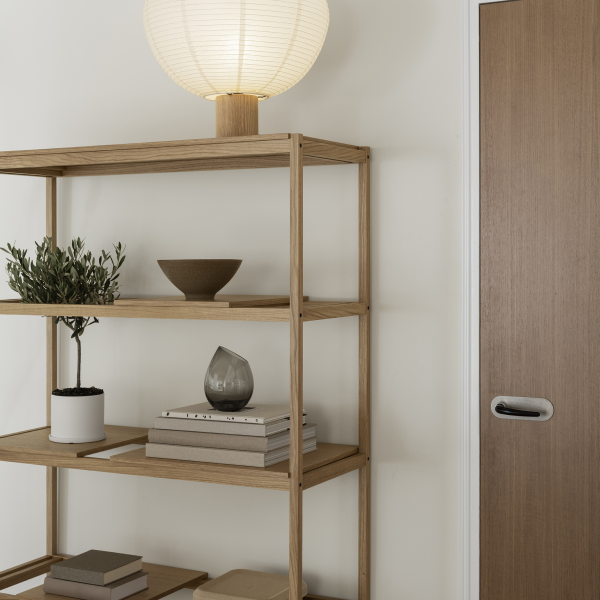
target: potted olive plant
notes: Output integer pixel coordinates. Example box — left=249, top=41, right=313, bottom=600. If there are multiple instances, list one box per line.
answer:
left=2, top=237, right=125, bottom=443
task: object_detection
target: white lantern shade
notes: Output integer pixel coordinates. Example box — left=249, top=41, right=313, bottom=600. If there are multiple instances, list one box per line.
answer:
left=143, top=0, right=330, bottom=101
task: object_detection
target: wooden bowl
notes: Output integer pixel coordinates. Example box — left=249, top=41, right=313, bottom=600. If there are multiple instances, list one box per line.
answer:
left=157, top=259, right=242, bottom=301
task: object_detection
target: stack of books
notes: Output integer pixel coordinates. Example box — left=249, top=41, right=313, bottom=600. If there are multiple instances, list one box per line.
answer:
left=44, top=550, right=147, bottom=600
left=146, top=402, right=317, bottom=468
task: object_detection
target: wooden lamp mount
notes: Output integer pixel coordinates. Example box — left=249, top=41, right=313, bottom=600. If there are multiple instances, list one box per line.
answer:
left=215, top=94, right=259, bottom=138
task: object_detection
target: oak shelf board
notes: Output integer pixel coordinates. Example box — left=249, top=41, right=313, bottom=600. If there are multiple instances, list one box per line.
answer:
left=0, top=432, right=360, bottom=491
left=0, top=556, right=63, bottom=591
left=0, top=425, right=148, bottom=458
left=16, top=561, right=208, bottom=600
left=115, top=294, right=307, bottom=308
left=0, top=134, right=367, bottom=177
left=0, top=299, right=367, bottom=322
left=110, top=442, right=360, bottom=488
left=1, top=557, right=346, bottom=600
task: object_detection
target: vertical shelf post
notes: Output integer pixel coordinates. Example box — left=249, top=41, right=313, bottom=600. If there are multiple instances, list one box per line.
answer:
left=289, top=134, right=304, bottom=600
left=45, top=177, right=58, bottom=556
left=358, top=148, right=371, bottom=600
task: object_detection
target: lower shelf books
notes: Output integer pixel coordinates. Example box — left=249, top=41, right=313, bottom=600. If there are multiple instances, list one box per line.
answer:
left=148, top=424, right=317, bottom=452
left=153, top=415, right=306, bottom=437
left=43, top=571, right=148, bottom=600
left=51, top=551, right=143, bottom=586
left=147, top=438, right=318, bottom=467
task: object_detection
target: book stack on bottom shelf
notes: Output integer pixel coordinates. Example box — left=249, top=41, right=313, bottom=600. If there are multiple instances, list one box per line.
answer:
left=44, top=551, right=147, bottom=600
left=146, top=403, right=317, bottom=468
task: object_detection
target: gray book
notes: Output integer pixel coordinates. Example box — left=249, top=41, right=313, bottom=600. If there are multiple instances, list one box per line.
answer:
left=51, top=551, right=143, bottom=586
left=44, top=572, right=148, bottom=600
left=162, top=402, right=306, bottom=424
left=146, top=437, right=318, bottom=467
left=148, top=424, right=317, bottom=452
left=154, top=415, right=306, bottom=437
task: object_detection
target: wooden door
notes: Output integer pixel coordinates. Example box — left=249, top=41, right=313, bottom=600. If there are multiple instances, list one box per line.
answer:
left=480, top=0, right=600, bottom=599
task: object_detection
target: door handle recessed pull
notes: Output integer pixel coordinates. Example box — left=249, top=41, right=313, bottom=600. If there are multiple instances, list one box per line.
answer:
left=494, top=403, right=540, bottom=418
left=491, top=396, right=554, bottom=421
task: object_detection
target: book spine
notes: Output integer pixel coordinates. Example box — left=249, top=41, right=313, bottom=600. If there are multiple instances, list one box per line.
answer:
left=51, top=566, right=104, bottom=586
left=154, top=417, right=269, bottom=436
left=146, top=438, right=317, bottom=468
left=44, top=577, right=108, bottom=600
left=148, top=429, right=267, bottom=451
left=146, top=443, right=267, bottom=467
left=160, top=410, right=306, bottom=424
left=161, top=411, right=273, bottom=424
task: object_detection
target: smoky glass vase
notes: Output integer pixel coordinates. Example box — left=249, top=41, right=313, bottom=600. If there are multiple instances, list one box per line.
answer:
left=204, top=346, right=254, bottom=412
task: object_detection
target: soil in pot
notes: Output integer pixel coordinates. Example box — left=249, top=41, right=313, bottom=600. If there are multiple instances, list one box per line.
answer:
left=52, top=387, right=104, bottom=396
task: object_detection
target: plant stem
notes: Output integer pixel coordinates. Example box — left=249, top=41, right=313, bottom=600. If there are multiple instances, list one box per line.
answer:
left=75, top=334, right=82, bottom=389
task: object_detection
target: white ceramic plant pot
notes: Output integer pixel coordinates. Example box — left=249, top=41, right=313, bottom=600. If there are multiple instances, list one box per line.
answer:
left=49, top=393, right=106, bottom=443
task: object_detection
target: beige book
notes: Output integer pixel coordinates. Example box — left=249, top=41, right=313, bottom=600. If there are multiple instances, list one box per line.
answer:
left=148, top=424, right=317, bottom=452
left=154, top=416, right=306, bottom=437
left=146, top=438, right=317, bottom=468
left=194, top=569, right=307, bottom=600
left=162, top=402, right=306, bottom=424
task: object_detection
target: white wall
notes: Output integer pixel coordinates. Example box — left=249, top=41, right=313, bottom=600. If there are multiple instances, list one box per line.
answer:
left=0, top=2, right=463, bottom=599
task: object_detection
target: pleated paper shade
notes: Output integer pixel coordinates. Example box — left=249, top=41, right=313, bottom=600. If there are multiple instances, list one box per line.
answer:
left=143, top=0, right=330, bottom=101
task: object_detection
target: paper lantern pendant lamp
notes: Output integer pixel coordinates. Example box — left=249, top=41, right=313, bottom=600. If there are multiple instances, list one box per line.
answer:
left=143, top=0, right=330, bottom=137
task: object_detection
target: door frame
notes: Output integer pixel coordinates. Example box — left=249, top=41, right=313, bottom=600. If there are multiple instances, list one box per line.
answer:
left=461, top=1, right=519, bottom=599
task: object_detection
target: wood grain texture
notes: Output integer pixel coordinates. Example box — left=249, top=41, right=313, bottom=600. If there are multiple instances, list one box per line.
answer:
left=358, top=149, right=371, bottom=600
left=480, top=0, right=600, bottom=598
left=45, top=177, right=58, bottom=557
left=115, top=295, right=308, bottom=308
left=0, top=302, right=291, bottom=322
left=302, top=140, right=366, bottom=164
left=303, top=453, right=366, bottom=490
left=45, top=178, right=57, bottom=425
left=0, top=139, right=292, bottom=170
left=0, top=556, right=63, bottom=591
left=46, top=467, right=57, bottom=556
left=289, top=134, right=304, bottom=600
left=185, top=578, right=212, bottom=590
left=0, top=425, right=148, bottom=458
left=58, top=155, right=346, bottom=177
left=0, top=426, right=47, bottom=439
left=16, top=562, right=207, bottom=600
left=0, top=300, right=364, bottom=322
left=62, top=156, right=294, bottom=177
left=0, top=134, right=290, bottom=157
left=0, top=135, right=365, bottom=177
left=215, top=94, right=259, bottom=138
left=0, top=443, right=358, bottom=491
left=0, top=168, right=63, bottom=177
left=302, top=137, right=361, bottom=150
left=302, top=302, right=367, bottom=321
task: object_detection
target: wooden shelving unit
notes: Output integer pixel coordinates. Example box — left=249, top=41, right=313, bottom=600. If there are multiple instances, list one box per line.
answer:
left=0, top=133, right=371, bottom=600
left=0, top=299, right=367, bottom=323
